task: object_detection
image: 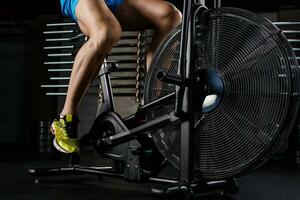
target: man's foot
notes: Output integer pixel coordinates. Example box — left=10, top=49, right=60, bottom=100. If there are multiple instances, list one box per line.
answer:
left=50, top=114, right=80, bottom=153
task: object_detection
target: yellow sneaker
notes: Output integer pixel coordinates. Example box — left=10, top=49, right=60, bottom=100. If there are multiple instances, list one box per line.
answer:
left=50, top=114, right=80, bottom=153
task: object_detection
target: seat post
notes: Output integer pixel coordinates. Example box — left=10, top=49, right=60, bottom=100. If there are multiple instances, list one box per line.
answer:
left=96, top=59, right=116, bottom=116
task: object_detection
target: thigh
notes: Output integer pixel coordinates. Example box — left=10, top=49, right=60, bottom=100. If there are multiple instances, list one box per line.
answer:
left=75, top=0, right=121, bottom=37
left=114, top=0, right=179, bottom=31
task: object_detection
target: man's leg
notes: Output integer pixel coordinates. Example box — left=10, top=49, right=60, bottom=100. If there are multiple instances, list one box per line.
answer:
left=51, top=0, right=122, bottom=153
left=61, top=0, right=122, bottom=116
left=114, top=0, right=182, bottom=70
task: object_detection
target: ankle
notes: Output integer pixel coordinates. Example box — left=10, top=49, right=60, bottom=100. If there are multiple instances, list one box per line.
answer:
left=60, top=113, right=78, bottom=118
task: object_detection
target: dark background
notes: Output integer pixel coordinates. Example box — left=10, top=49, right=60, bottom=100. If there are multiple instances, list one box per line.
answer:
left=0, top=0, right=299, bottom=158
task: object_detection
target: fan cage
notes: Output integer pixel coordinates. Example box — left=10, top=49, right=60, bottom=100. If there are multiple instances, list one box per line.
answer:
left=144, top=7, right=299, bottom=180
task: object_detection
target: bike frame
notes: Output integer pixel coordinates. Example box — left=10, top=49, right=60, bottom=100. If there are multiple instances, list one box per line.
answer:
left=94, top=0, right=208, bottom=185
left=29, top=0, right=232, bottom=195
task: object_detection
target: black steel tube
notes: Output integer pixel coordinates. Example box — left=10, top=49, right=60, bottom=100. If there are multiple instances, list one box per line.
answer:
left=138, top=92, right=175, bottom=112
left=75, top=168, right=124, bottom=178
left=124, top=92, right=175, bottom=125
left=102, top=112, right=178, bottom=147
left=175, top=0, right=192, bottom=115
left=28, top=166, right=123, bottom=178
left=156, top=70, right=182, bottom=86
left=96, top=62, right=115, bottom=116
left=178, top=0, right=193, bottom=184
left=178, top=0, right=192, bottom=81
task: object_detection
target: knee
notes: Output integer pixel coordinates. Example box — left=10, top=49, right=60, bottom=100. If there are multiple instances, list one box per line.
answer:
left=156, top=4, right=182, bottom=32
left=88, top=24, right=122, bottom=56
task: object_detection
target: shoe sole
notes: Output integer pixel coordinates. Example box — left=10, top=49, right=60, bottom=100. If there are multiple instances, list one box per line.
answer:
left=50, top=123, right=69, bottom=154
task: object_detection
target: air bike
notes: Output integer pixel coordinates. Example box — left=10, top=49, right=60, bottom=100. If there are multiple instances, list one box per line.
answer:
left=29, top=0, right=300, bottom=199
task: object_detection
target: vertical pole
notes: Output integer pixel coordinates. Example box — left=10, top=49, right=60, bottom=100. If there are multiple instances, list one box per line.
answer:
left=179, top=0, right=207, bottom=186
left=177, top=0, right=192, bottom=87
left=96, top=62, right=115, bottom=116
left=213, top=0, right=222, bottom=8
left=178, top=0, right=193, bottom=184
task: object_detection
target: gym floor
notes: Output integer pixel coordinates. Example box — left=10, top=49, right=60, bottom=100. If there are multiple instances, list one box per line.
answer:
left=1, top=152, right=300, bottom=200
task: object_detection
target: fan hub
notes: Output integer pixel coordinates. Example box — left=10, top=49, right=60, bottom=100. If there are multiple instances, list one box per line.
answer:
left=200, top=69, right=224, bottom=113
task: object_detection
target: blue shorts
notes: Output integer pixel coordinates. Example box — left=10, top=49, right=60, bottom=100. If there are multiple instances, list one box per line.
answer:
left=60, top=0, right=125, bottom=22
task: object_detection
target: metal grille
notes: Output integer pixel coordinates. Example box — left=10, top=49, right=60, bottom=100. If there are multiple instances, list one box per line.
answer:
left=144, top=8, right=299, bottom=180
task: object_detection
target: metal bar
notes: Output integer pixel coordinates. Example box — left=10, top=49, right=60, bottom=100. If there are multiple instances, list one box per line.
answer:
left=149, top=177, right=178, bottom=184
left=176, top=0, right=193, bottom=116
left=98, top=64, right=116, bottom=113
left=45, top=34, right=84, bottom=42
left=50, top=77, right=70, bottom=80
left=41, top=85, right=68, bottom=88
left=283, top=30, right=300, bottom=34
left=106, top=60, right=137, bottom=64
left=50, top=76, right=136, bottom=80
left=111, top=84, right=136, bottom=88
left=110, top=76, right=136, bottom=80
left=112, top=93, right=136, bottom=96
left=44, top=46, right=74, bottom=50
left=43, top=30, right=74, bottom=34
left=103, top=112, right=178, bottom=146
left=135, top=92, right=175, bottom=114
left=110, top=48, right=137, bottom=53
left=288, top=39, right=300, bottom=42
left=47, top=53, right=72, bottom=57
left=46, top=23, right=77, bottom=27
left=44, top=61, right=74, bottom=65
left=28, top=167, right=88, bottom=176
left=293, top=48, right=300, bottom=51
left=111, top=88, right=137, bottom=92
left=48, top=69, right=72, bottom=72
left=45, top=92, right=136, bottom=96
left=75, top=166, right=112, bottom=170
left=46, top=93, right=67, bottom=96
left=74, top=168, right=124, bottom=178
left=273, top=22, right=300, bottom=25
left=178, top=0, right=192, bottom=183
left=28, top=166, right=113, bottom=177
